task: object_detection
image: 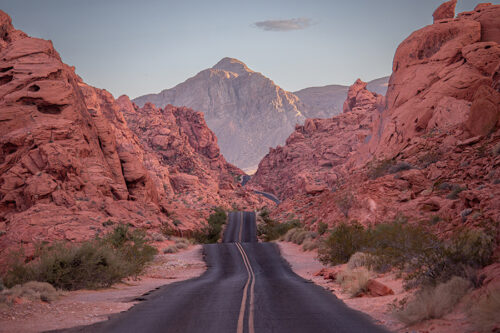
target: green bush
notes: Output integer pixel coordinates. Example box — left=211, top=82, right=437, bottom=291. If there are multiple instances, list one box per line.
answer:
left=3, top=225, right=157, bottom=290
left=318, top=222, right=367, bottom=265
left=318, top=219, right=495, bottom=290
left=192, top=207, right=227, bottom=244
left=257, top=209, right=302, bottom=242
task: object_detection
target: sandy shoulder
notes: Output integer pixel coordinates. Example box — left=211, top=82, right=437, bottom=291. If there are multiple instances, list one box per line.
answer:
left=278, top=241, right=474, bottom=333
left=0, top=245, right=206, bottom=333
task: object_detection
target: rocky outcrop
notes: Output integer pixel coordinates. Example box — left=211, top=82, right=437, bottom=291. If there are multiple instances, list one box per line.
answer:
left=0, top=11, right=271, bottom=263
left=293, top=77, right=389, bottom=119
left=249, top=79, right=382, bottom=200
left=251, top=3, right=500, bottom=238
left=133, top=58, right=306, bottom=171
left=433, top=0, right=457, bottom=22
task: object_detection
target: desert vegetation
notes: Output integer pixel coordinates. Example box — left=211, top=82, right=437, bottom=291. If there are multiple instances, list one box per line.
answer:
left=257, top=208, right=302, bottom=241
left=2, top=224, right=157, bottom=290
left=281, top=228, right=319, bottom=251
left=317, top=217, right=496, bottom=324
left=192, top=207, right=227, bottom=244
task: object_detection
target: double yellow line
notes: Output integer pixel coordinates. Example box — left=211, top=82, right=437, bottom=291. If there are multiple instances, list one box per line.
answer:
left=235, top=211, right=255, bottom=333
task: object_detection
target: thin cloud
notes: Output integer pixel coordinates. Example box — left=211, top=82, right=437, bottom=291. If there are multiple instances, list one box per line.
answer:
left=253, top=18, right=312, bottom=32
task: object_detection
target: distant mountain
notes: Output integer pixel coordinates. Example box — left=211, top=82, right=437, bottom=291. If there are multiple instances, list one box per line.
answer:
left=134, top=58, right=389, bottom=170
left=294, top=77, right=389, bottom=118
left=134, top=58, right=306, bottom=171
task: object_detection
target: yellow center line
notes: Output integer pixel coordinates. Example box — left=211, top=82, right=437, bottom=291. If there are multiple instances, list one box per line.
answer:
left=235, top=242, right=255, bottom=333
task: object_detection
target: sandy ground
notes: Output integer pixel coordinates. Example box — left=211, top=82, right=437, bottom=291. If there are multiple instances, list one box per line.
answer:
left=277, top=241, right=472, bottom=333
left=0, top=245, right=206, bottom=333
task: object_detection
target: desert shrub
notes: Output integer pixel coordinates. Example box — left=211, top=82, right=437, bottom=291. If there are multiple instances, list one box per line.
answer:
left=175, top=242, right=189, bottom=250
left=6, top=281, right=59, bottom=303
left=407, top=228, right=494, bottom=288
left=150, top=232, right=165, bottom=242
left=163, top=245, right=178, bottom=254
left=395, top=276, right=471, bottom=325
left=335, top=189, right=354, bottom=217
left=367, top=158, right=394, bottom=179
left=192, top=207, right=227, bottom=244
left=446, top=185, right=466, bottom=200
left=468, top=285, right=500, bottom=332
left=388, top=162, right=413, bottom=174
left=363, top=222, right=440, bottom=273
left=302, top=238, right=319, bottom=251
left=418, top=150, right=441, bottom=168
left=317, top=222, right=328, bottom=235
left=347, top=252, right=373, bottom=270
left=318, top=222, right=367, bottom=265
left=258, top=210, right=302, bottom=242
left=336, top=267, right=372, bottom=297
left=282, top=228, right=317, bottom=245
left=3, top=225, right=157, bottom=290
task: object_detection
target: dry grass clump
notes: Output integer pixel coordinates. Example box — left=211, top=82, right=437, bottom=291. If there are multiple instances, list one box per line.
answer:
left=395, top=276, right=471, bottom=325
left=347, top=252, right=373, bottom=270
left=302, top=238, right=319, bottom=251
left=162, top=237, right=191, bottom=254
left=7, top=281, right=60, bottom=303
left=281, top=228, right=319, bottom=251
left=468, top=285, right=500, bottom=332
left=336, top=267, right=372, bottom=297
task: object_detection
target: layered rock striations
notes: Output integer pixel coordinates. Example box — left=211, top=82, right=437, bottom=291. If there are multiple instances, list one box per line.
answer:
left=251, top=3, right=500, bottom=236
left=0, top=11, right=270, bottom=261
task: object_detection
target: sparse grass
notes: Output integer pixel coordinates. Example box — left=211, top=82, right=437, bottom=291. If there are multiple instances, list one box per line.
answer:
left=2, top=225, right=157, bottom=290
left=318, top=219, right=495, bottom=290
left=4, top=281, right=60, bottom=303
left=336, top=267, right=372, bottom=297
left=468, top=285, right=500, bottom=332
left=192, top=207, right=227, bottom=244
left=281, top=228, right=318, bottom=251
left=335, top=189, right=354, bottom=218
left=302, top=238, right=319, bottom=251
left=395, top=276, right=471, bottom=325
left=347, top=252, right=373, bottom=270
left=162, top=237, right=191, bottom=254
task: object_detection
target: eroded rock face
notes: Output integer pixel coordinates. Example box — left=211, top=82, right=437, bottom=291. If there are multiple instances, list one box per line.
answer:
left=433, top=0, right=457, bottom=22
left=133, top=58, right=306, bottom=171
left=251, top=4, right=500, bottom=239
left=249, top=79, right=381, bottom=200
left=0, top=11, right=271, bottom=263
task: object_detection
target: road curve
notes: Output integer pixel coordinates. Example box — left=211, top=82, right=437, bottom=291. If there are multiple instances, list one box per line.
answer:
left=58, top=212, right=388, bottom=333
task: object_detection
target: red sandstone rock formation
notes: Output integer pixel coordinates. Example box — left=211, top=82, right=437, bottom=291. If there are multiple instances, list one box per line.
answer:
left=0, top=11, right=270, bottom=263
left=251, top=3, right=500, bottom=238
left=433, top=0, right=457, bottom=22
left=249, top=79, right=382, bottom=200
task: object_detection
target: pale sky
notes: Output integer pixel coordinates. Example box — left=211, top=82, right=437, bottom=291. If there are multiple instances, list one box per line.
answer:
left=0, top=0, right=496, bottom=98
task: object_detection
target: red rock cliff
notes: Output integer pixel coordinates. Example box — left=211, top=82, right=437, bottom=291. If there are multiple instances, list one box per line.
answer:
left=251, top=3, right=500, bottom=237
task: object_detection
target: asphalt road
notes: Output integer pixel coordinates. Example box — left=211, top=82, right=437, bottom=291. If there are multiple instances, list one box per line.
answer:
left=59, top=212, right=388, bottom=333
